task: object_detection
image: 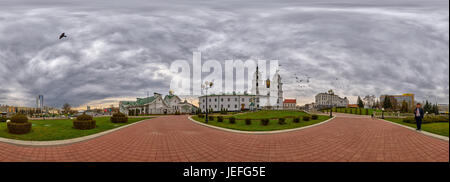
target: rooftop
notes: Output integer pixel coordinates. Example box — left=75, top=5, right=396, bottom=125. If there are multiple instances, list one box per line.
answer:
left=283, top=99, right=296, bottom=103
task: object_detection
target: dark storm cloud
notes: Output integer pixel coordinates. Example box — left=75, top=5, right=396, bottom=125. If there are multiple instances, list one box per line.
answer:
left=0, top=0, right=448, bottom=108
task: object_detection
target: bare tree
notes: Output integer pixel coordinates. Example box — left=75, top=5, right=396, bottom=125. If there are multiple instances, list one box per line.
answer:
left=62, top=103, right=71, bottom=114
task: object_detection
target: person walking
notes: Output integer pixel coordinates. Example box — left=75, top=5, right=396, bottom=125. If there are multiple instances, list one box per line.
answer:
left=413, top=103, right=424, bottom=131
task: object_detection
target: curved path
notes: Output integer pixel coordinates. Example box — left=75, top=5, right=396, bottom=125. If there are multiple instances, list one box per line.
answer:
left=0, top=113, right=448, bottom=162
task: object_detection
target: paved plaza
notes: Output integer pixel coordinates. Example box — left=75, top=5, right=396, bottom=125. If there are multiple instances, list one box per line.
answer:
left=0, top=113, right=448, bottom=162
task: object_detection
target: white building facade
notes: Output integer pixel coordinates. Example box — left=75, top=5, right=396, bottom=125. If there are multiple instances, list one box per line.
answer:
left=197, top=66, right=284, bottom=112
left=283, top=99, right=297, bottom=110
left=119, top=92, right=197, bottom=115
left=199, top=94, right=258, bottom=112
left=315, top=90, right=349, bottom=109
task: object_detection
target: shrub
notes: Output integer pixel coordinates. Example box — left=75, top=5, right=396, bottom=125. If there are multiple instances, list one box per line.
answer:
left=245, top=118, right=251, bottom=125
left=7, top=114, right=31, bottom=134
left=208, top=116, right=215, bottom=121
left=73, top=114, right=96, bottom=130
left=7, top=122, right=32, bottom=134
left=111, top=112, right=128, bottom=123
left=424, top=116, right=449, bottom=123
left=311, top=114, right=318, bottom=120
left=261, top=119, right=269, bottom=126
left=303, top=115, right=310, bottom=121
left=293, top=117, right=300, bottom=123
left=0, top=117, right=8, bottom=122
left=229, top=117, right=236, bottom=124
left=403, top=116, right=449, bottom=124
left=198, top=114, right=205, bottom=118
left=77, top=114, right=93, bottom=121
left=402, top=117, right=415, bottom=123
left=217, top=116, right=223, bottom=122
left=278, top=118, right=286, bottom=125
left=11, top=114, right=28, bottom=123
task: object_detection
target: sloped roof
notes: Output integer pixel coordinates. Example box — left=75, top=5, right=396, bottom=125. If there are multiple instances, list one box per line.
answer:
left=164, top=94, right=179, bottom=101
left=136, top=97, right=156, bottom=105
left=283, top=99, right=296, bottom=104
left=121, top=96, right=156, bottom=106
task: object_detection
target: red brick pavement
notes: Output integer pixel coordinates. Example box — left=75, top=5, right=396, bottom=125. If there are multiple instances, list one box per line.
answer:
left=0, top=114, right=448, bottom=162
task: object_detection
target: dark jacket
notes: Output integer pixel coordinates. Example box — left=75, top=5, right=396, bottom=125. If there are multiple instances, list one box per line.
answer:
left=414, top=108, right=424, bottom=119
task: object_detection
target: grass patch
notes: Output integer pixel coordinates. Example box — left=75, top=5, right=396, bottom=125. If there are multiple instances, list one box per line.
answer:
left=0, top=117, right=152, bottom=141
left=384, top=118, right=449, bottom=137
left=192, top=110, right=330, bottom=131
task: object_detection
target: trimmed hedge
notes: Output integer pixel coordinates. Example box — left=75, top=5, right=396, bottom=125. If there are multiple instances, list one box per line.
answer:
left=208, top=116, right=215, bottom=121
left=293, top=117, right=300, bottom=123
left=198, top=114, right=205, bottom=118
left=229, top=117, right=236, bottom=124
left=7, top=114, right=31, bottom=134
left=73, top=114, right=96, bottom=130
left=303, top=115, right=310, bottom=121
left=403, top=116, right=449, bottom=124
left=7, top=122, right=32, bottom=134
left=0, top=117, right=8, bottom=122
left=311, top=114, right=318, bottom=120
left=261, top=119, right=269, bottom=126
left=245, top=118, right=251, bottom=125
left=11, top=114, right=28, bottom=123
left=217, top=116, right=224, bottom=122
left=111, top=112, right=128, bottom=123
left=278, top=118, right=286, bottom=125
left=77, top=114, right=93, bottom=121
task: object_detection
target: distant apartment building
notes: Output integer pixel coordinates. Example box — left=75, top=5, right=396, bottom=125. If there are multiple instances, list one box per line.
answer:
left=315, top=90, right=349, bottom=109
left=283, top=99, right=297, bottom=110
left=36, top=95, right=44, bottom=110
left=304, top=102, right=316, bottom=111
left=0, top=105, right=40, bottom=116
left=380, top=93, right=414, bottom=110
left=362, top=95, right=376, bottom=108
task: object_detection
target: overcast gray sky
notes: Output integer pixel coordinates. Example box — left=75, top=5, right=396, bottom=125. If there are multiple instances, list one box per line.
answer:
left=0, top=0, right=448, bottom=109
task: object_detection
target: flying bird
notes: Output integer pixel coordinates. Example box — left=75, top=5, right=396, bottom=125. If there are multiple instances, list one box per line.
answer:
left=59, top=33, right=67, bottom=39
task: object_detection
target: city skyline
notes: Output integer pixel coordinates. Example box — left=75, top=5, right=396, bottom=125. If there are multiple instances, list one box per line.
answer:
left=0, top=0, right=448, bottom=108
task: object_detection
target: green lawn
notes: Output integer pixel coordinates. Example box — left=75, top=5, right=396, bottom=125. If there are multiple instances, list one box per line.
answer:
left=0, top=117, right=152, bottom=141
left=384, top=118, right=449, bottom=137
left=192, top=110, right=330, bottom=131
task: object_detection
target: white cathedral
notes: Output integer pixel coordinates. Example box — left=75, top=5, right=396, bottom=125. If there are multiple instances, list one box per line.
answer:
left=251, top=66, right=284, bottom=109
left=198, top=66, right=284, bottom=112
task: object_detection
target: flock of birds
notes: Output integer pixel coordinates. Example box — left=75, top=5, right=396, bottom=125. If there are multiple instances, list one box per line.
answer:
left=293, top=73, right=311, bottom=88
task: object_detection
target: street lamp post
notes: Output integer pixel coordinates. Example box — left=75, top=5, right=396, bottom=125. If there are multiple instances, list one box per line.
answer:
left=382, top=108, right=385, bottom=119
left=330, top=94, right=333, bottom=118
left=202, top=81, right=213, bottom=123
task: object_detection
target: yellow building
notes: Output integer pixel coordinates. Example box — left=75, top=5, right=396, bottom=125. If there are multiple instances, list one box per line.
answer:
left=380, top=93, right=415, bottom=110
left=0, top=105, right=60, bottom=115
